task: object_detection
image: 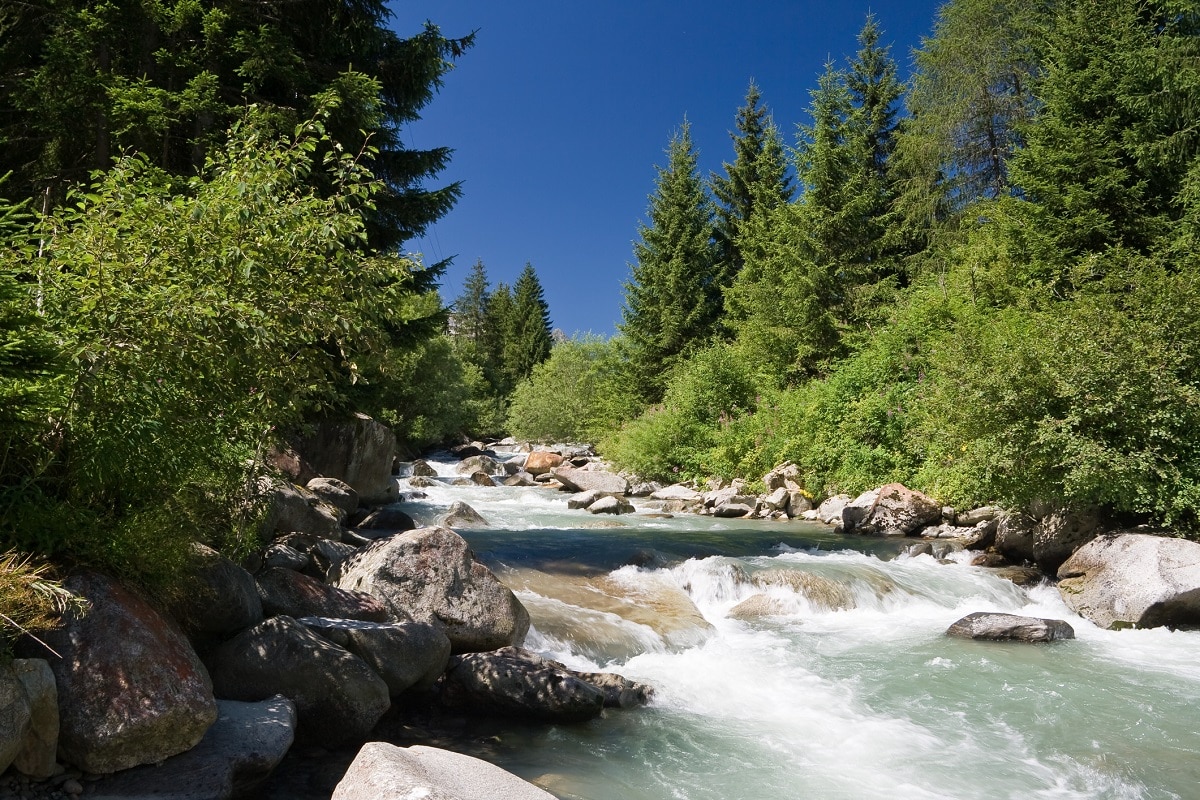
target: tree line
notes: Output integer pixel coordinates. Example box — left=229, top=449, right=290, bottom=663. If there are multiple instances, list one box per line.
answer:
left=515, top=0, right=1200, bottom=533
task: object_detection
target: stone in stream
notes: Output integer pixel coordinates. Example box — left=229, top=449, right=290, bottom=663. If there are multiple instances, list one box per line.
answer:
left=842, top=484, right=941, bottom=536
left=332, top=742, right=557, bottom=800
left=298, top=617, right=451, bottom=697
left=1057, top=533, right=1200, bottom=630
left=256, top=567, right=389, bottom=622
left=334, top=526, right=530, bottom=653
left=438, top=500, right=489, bottom=529
left=946, top=612, right=1075, bottom=642
left=550, top=465, right=629, bottom=495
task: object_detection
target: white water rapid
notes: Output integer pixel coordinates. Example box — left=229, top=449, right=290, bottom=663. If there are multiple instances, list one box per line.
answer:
left=393, top=455, right=1200, bottom=800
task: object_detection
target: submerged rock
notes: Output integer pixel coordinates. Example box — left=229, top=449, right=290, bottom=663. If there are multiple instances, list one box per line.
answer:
left=946, top=612, right=1074, bottom=642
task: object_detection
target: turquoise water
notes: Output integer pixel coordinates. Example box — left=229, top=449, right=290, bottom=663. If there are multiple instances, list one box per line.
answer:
left=395, top=463, right=1200, bottom=800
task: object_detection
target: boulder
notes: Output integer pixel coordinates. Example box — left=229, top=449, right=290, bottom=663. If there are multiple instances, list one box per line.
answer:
left=946, top=612, right=1075, bottom=642
left=408, top=475, right=437, bottom=488
left=1033, top=507, right=1104, bottom=574
left=258, top=478, right=342, bottom=540
left=761, top=487, right=790, bottom=511
left=439, top=500, right=489, bottom=529
left=570, top=670, right=653, bottom=709
left=439, top=647, right=606, bottom=723
left=786, top=492, right=813, bottom=517
left=845, top=484, right=941, bottom=536
left=588, top=496, right=635, bottom=515
left=523, top=451, right=564, bottom=476
left=209, top=616, right=390, bottom=745
left=456, top=455, right=500, bottom=476
left=168, top=544, right=263, bottom=640
left=331, top=742, right=557, bottom=800
left=293, top=413, right=399, bottom=505
left=567, top=490, right=604, bottom=510
left=838, top=489, right=879, bottom=532
left=256, top=567, right=389, bottom=622
left=551, top=465, right=629, bottom=495
left=299, top=617, right=451, bottom=697
left=0, top=664, right=30, bottom=775
left=410, top=460, right=438, bottom=478
left=468, top=471, right=497, bottom=487
left=88, top=696, right=296, bottom=800
left=308, top=539, right=359, bottom=581
left=995, top=512, right=1037, bottom=564
left=816, top=494, right=852, bottom=525
left=762, top=462, right=804, bottom=492
left=22, top=572, right=217, bottom=774
left=650, top=484, right=703, bottom=502
left=355, top=504, right=417, bottom=533
left=956, top=506, right=1000, bottom=527
left=627, top=482, right=659, bottom=497
left=713, top=501, right=756, bottom=518
left=335, top=526, right=530, bottom=653
left=306, top=477, right=359, bottom=518
left=503, top=472, right=538, bottom=487
left=962, top=519, right=998, bottom=551
left=1057, top=533, right=1200, bottom=629
left=262, top=542, right=309, bottom=571
left=11, top=659, right=57, bottom=778
left=991, top=566, right=1045, bottom=587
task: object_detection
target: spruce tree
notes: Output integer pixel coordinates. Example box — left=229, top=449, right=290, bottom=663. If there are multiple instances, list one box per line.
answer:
left=481, top=282, right=514, bottom=397
left=452, top=259, right=491, bottom=347
left=620, top=121, right=718, bottom=403
left=711, top=82, right=794, bottom=294
left=503, top=263, right=554, bottom=385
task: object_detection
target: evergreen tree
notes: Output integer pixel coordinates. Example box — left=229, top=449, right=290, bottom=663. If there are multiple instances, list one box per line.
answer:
left=481, top=282, right=514, bottom=397
left=503, top=263, right=554, bottom=385
left=711, top=82, right=793, bottom=294
left=452, top=259, right=491, bottom=346
left=619, top=121, right=719, bottom=402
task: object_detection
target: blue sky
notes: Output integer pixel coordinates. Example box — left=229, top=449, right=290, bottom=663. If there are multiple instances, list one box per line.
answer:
left=388, top=1, right=945, bottom=336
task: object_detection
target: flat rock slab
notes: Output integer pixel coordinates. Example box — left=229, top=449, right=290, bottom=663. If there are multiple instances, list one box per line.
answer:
left=332, top=742, right=556, bottom=800
left=550, top=466, right=629, bottom=495
left=946, top=612, right=1075, bottom=642
left=90, top=696, right=296, bottom=800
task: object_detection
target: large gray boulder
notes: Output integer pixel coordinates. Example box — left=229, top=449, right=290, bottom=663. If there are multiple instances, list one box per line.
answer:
left=843, top=484, right=941, bottom=536
left=299, top=617, right=451, bottom=697
left=169, top=544, right=263, bottom=641
left=650, top=484, right=703, bottom=502
left=259, top=478, right=343, bottom=540
left=995, top=512, right=1037, bottom=564
left=438, top=647, right=607, bottom=723
left=551, top=465, right=629, bottom=495
left=335, top=526, right=530, bottom=654
left=588, top=495, right=635, bottom=515
left=946, top=612, right=1075, bottom=642
left=256, top=567, right=389, bottom=622
left=762, top=462, right=804, bottom=492
left=332, top=742, right=557, bottom=800
left=456, top=455, right=500, bottom=476
left=816, top=494, right=852, bottom=525
left=293, top=413, right=399, bottom=505
left=10, top=659, right=57, bottom=779
left=306, top=477, right=359, bottom=519
left=89, top=696, right=296, bottom=800
left=1057, top=533, right=1200, bottom=629
left=1033, top=508, right=1104, bottom=574
left=208, top=616, right=389, bottom=745
left=22, top=572, right=217, bottom=774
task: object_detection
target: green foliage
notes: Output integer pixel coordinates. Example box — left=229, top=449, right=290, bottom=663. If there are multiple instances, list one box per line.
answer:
left=507, top=335, right=641, bottom=444
left=504, top=263, right=554, bottom=385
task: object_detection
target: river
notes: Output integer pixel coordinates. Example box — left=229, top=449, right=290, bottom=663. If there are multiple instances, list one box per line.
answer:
left=352, top=455, right=1200, bottom=799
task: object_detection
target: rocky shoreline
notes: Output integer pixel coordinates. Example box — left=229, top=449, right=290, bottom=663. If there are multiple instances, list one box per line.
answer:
left=5, top=419, right=1200, bottom=799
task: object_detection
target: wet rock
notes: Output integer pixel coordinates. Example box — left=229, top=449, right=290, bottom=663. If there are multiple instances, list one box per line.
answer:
left=209, top=616, right=389, bottom=745
left=588, top=496, right=634, bottom=515
left=468, top=471, right=496, bottom=487
left=21, top=572, right=217, bottom=774
left=750, top=569, right=857, bottom=611
left=332, top=742, right=556, bottom=800
left=438, top=500, right=489, bottom=529
left=1057, top=533, right=1200, bottom=629
left=567, top=490, right=603, bottom=510
left=504, top=472, right=538, bottom=487
left=438, top=647, right=606, bottom=723
left=551, top=466, right=629, bottom=495
left=970, top=552, right=1009, bottom=568
left=728, top=594, right=792, bottom=620
left=650, top=484, right=702, bottom=502
left=995, top=512, right=1037, bottom=564
left=946, top=612, right=1074, bottom=642
left=456, top=455, right=500, bottom=476
left=335, top=526, right=530, bottom=653
left=256, top=567, right=389, bottom=623
left=410, top=460, right=438, bottom=478
left=299, top=618, right=451, bottom=697
left=990, top=566, right=1045, bottom=587
left=408, top=475, right=437, bottom=488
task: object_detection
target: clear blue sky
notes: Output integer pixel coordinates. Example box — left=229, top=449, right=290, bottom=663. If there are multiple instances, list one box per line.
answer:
left=388, top=1, right=944, bottom=337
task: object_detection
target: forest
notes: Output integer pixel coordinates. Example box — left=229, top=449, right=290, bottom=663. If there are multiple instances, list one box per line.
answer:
left=1, top=0, right=1199, bottom=628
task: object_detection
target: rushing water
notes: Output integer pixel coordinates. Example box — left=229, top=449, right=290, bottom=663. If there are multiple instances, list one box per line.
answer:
left=390, top=456, right=1200, bottom=800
